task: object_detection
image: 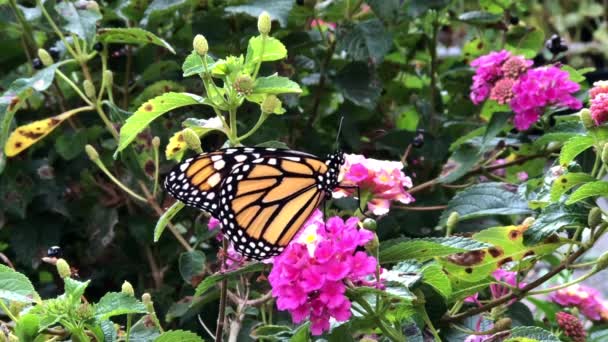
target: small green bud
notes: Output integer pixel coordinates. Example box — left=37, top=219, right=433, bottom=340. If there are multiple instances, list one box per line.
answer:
left=522, top=216, right=535, bottom=227
left=56, top=258, right=71, bottom=278
left=183, top=128, right=202, bottom=153
left=364, top=234, right=380, bottom=254
left=83, top=79, right=96, bottom=100
left=234, top=74, right=254, bottom=95
left=492, top=317, right=512, bottom=332
left=193, top=34, right=209, bottom=56
left=152, top=136, right=161, bottom=149
left=261, top=95, right=281, bottom=114
left=257, top=11, right=271, bottom=35
left=76, top=303, right=94, bottom=319
left=86, top=1, right=100, bottom=11
left=121, top=281, right=135, bottom=296
left=446, top=211, right=459, bottom=231
left=85, top=144, right=99, bottom=162
left=362, top=218, right=377, bottom=231
left=588, top=207, right=602, bottom=229
left=8, top=301, right=25, bottom=316
left=580, top=108, right=595, bottom=129
left=602, top=144, right=608, bottom=165
left=142, top=292, right=154, bottom=312
left=593, top=250, right=608, bottom=273
left=38, top=48, right=53, bottom=66
left=103, top=70, right=113, bottom=87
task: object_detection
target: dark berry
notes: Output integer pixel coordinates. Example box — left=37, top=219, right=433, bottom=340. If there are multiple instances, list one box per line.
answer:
left=545, top=34, right=568, bottom=55
left=296, top=0, right=304, bottom=5
left=509, top=16, right=519, bottom=25
left=32, top=58, right=43, bottom=69
left=412, top=134, right=424, bottom=148
left=93, top=42, right=103, bottom=52
left=48, top=47, right=60, bottom=59
left=47, top=246, right=62, bottom=258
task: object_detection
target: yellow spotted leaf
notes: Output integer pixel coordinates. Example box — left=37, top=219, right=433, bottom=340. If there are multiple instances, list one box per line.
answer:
left=165, top=117, right=225, bottom=161
left=165, top=131, right=186, bottom=161
left=4, top=106, right=91, bottom=157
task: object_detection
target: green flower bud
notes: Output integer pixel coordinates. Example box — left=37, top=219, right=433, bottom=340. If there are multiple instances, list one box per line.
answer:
left=593, top=250, right=608, bottom=273
left=121, top=281, right=135, bottom=296
left=83, top=79, right=96, bottom=100
left=522, top=216, right=535, bottom=227
left=103, top=70, right=113, bottom=87
left=193, top=34, right=209, bottom=56
left=257, top=11, right=271, bottom=35
left=56, top=258, right=71, bottom=278
left=602, top=144, right=608, bottom=165
left=362, top=218, right=377, bottom=231
left=261, top=95, right=281, bottom=114
left=492, top=317, right=512, bottom=332
left=183, top=128, right=202, bottom=153
left=76, top=303, right=94, bottom=319
left=142, top=292, right=154, bottom=312
left=85, top=144, right=99, bottom=162
left=86, top=1, right=100, bottom=11
left=234, top=74, right=254, bottom=95
left=588, top=207, right=602, bottom=229
left=446, top=211, right=459, bottom=231
left=364, top=233, right=379, bottom=254
left=580, top=108, right=595, bottom=129
left=152, top=136, right=160, bottom=149
left=38, top=48, right=53, bottom=66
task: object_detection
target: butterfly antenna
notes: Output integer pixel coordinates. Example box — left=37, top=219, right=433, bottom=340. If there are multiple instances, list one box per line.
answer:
left=334, top=116, right=345, bottom=150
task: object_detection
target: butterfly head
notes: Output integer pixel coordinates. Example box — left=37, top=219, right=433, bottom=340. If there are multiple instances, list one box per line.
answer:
left=324, top=150, right=345, bottom=193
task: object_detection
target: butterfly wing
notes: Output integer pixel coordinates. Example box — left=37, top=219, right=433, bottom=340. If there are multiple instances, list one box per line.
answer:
left=218, top=153, right=332, bottom=260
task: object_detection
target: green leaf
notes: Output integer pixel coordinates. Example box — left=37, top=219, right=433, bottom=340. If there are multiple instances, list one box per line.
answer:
left=505, top=26, right=545, bottom=58
left=250, top=325, right=293, bottom=340
left=225, top=0, right=294, bottom=27
left=98, top=28, right=175, bottom=54
left=55, top=130, right=89, bottom=160
left=438, top=145, right=480, bottom=184
left=561, top=65, right=586, bottom=83
left=131, top=81, right=185, bottom=110
left=505, top=326, right=560, bottom=342
left=115, top=92, right=204, bottom=155
left=559, top=135, right=594, bottom=166
left=154, top=330, right=203, bottom=342
left=95, top=292, right=147, bottom=320
left=380, top=237, right=491, bottom=264
left=0, top=264, right=39, bottom=303
left=63, top=278, right=90, bottom=305
left=481, top=112, right=511, bottom=152
left=336, top=19, right=392, bottom=64
left=55, top=2, right=101, bottom=43
left=566, top=181, right=608, bottom=205
left=441, top=225, right=563, bottom=281
left=195, top=263, right=265, bottom=297
left=246, top=36, right=287, bottom=67
left=335, top=62, right=381, bottom=109
left=140, top=0, right=189, bottom=26
left=179, top=251, right=206, bottom=284
left=182, top=51, right=216, bottom=77
left=458, top=11, right=502, bottom=25
left=290, top=323, right=310, bottom=342
left=524, top=203, right=586, bottom=245
left=15, top=313, right=40, bottom=341
left=366, top=0, right=404, bottom=23
left=549, top=172, right=595, bottom=201
left=421, top=263, right=452, bottom=299
left=129, top=316, right=160, bottom=341
left=449, top=127, right=485, bottom=152
left=252, top=75, right=302, bottom=95
left=439, top=182, right=534, bottom=225
left=154, top=201, right=185, bottom=242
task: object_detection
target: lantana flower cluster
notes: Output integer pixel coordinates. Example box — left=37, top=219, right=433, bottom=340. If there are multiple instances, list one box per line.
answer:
left=268, top=210, right=378, bottom=335
left=590, top=80, right=608, bottom=125
left=469, top=50, right=582, bottom=131
left=334, top=154, right=414, bottom=215
left=550, top=284, right=608, bottom=321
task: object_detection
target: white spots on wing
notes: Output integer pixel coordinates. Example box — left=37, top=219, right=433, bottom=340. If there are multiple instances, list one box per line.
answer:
left=207, top=173, right=221, bottom=187
left=206, top=192, right=215, bottom=200
left=179, top=163, right=190, bottom=171
left=234, top=155, right=247, bottom=162
left=214, top=160, right=225, bottom=170
left=285, top=157, right=300, bottom=161
left=211, top=155, right=222, bottom=161
left=253, top=158, right=263, bottom=163
left=268, top=158, right=277, bottom=165
left=242, top=165, right=250, bottom=172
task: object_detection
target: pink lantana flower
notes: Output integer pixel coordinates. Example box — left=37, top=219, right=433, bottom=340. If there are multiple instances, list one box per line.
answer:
left=268, top=211, right=378, bottom=335
left=550, top=284, right=608, bottom=321
left=590, top=81, right=608, bottom=125
left=469, top=50, right=512, bottom=104
left=334, top=154, right=414, bottom=216
left=510, top=66, right=582, bottom=130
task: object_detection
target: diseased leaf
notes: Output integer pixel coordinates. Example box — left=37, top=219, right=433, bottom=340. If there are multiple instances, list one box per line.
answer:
left=195, top=263, right=265, bottom=297
left=566, top=181, right=608, bottom=205
left=524, top=203, right=586, bottom=245
left=421, top=263, right=452, bottom=299
left=549, top=172, right=594, bottom=201
left=380, top=237, right=491, bottom=264
left=98, top=27, right=175, bottom=53
left=95, top=292, right=147, bottom=320
left=438, top=145, right=480, bottom=184
left=439, top=183, right=534, bottom=225
left=441, top=224, right=563, bottom=281
left=116, top=92, right=204, bottom=156
left=165, top=117, right=225, bottom=161
left=559, top=135, right=594, bottom=166
left=4, top=106, right=91, bottom=157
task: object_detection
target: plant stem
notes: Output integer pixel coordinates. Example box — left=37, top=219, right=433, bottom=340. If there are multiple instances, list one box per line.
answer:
left=55, top=70, right=94, bottom=106
left=215, top=238, right=229, bottom=342
left=229, top=107, right=238, bottom=144
left=0, top=299, right=18, bottom=322
left=152, top=142, right=160, bottom=197
left=527, top=269, right=597, bottom=295
left=428, top=12, right=440, bottom=134
left=238, top=113, right=268, bottom=141
left=125, top=314, right=132, bottom=342
left=36, top=0, right=78, bottom=58
left=123, top=45, right=133, bottom=108
left=95, top=103, right=119, bottom=140
left=94, top=162, right=147, bottom=202
left=252, top=35, right=266, bottom=80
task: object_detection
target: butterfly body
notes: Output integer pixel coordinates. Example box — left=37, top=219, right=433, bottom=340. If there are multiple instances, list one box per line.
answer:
left=164, top=147, right=344, bottom=260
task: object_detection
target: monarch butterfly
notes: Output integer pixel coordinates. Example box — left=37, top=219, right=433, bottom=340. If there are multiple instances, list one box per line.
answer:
left=164, top=147, right=345, bottom=260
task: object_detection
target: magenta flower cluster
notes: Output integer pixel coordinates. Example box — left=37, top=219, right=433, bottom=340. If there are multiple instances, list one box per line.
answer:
left=550, top=284, right=608, bottom=321
left=590, top=81, right=608, bottom=125
left=334, top=154, right=414, bottom=215
left=268, top=210, right=378, bottom=335
left=469, top=50, right=582, bottom=131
